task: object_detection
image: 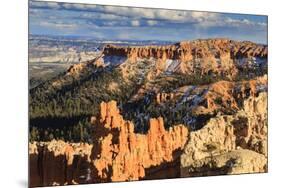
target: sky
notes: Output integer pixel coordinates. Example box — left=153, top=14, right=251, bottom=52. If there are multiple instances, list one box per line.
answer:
left=29, top=1, right=268, bottom=44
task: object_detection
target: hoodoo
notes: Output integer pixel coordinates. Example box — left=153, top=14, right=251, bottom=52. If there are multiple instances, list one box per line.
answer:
left=29, top=101, right=188, bottom=187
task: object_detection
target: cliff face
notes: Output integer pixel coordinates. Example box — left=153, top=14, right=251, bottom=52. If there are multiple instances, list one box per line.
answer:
left=190, top=75, right=267, bottom=118
left=103, top=39, right=267, bottom=77
left=180, top=91, right=267, bottom=177
left=29, top=141, right=93, bottom=186
left=29, top=101, right=188, bottom=187
left=103, top=39, right=267, bottom=60
left=91, top=101, right=188, bottom=181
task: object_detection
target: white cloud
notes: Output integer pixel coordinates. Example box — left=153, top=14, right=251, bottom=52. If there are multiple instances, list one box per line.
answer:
left=80, top=12, right=125, bottom=20
left=195, top=16, right=267, bottom=30
left=61, top=3, right=97, bottom=10
left=258, top=22, right=267, bottom=26
left=30, top=1, right=267, bottom=29
left=30, top=1, right=60, bottom=9
left=39, top=21, right=78, bottom=30
left=103, top=21, right=117, bottom=26
left=29, top=0, right=267, bottom=43
left=147, top=20, right=158, bottom=26
left=131, top=20, right=140, bottom=27
left=101, top=7, right=220, bottom=23
left=223, top=17, right=266, bottom=28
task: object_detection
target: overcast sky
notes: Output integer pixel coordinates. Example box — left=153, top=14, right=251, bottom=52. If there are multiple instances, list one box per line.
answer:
left=29, top=1, right=268, bottom=44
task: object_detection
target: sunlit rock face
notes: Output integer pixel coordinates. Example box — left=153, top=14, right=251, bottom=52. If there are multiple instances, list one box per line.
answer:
left=90, top=100, right=188, bottom=182
left=103, top=39, right=267, bottom=61
left=29, top=101, right=188, bottom=187
left=103, top=39, right=267, bottom=77
left=180, top=91, right=267, bottom=177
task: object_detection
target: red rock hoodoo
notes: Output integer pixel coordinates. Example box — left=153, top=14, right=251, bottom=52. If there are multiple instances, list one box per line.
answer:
left=91, top=100, right=188, bottom=181
left=29, top=101, right=188, bottom=187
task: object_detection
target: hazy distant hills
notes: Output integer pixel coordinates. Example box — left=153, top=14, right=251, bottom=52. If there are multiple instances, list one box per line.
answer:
left=29, top=35, right=174, bottom=88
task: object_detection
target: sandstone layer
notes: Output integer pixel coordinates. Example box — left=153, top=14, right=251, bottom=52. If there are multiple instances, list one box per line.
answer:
left=103, top=39, right=267, bottom=61
left=103, top=39, right=267, bottom=77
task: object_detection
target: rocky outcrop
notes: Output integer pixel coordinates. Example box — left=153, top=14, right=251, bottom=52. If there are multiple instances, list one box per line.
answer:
left=103, top=39, right=267, bottom=77
left=180, top=91, right=267, bottom=177
left=29, top=141, right=93, bottom=187
left=66, top=56, right=105, bottom=77
left=29, top=101, right=188, bottom=187
left=191, top=75, right=268, bottom=117
left=91, top=100, right=188, bottom=182
left=103, top=39, right=267, bottom=61
left=181, top=149, right=267, bottom=177
left=50, top=56, right=106, bottom=89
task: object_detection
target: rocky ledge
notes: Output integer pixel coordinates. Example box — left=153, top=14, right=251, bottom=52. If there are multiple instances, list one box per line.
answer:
left=181, top=91, right=267, bottom=176
left=103, top=39, right=267, bottom=60
left=64, top=39, right=267, bottom=79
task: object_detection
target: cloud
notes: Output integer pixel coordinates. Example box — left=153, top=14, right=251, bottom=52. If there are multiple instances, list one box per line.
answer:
left=224, top=17, right=267, bottom=28
left=147, top=20, right=158, bottom=26
left=39, top=21, right=78, bottom=30
left=29, top=1, right=267, bottom=28
left=29, top=1, right=219, bottom=23
left=80, top=12, right=124, bottom=20
left=30, top=1, right=60, bottom=9
left=29, top=1, right=267, bottom=43
left=131, top=20, right=140, bottom=27
left=61, top=3, right=97, bottom=11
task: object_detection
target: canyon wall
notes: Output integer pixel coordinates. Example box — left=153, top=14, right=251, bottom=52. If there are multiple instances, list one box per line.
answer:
left=103, top=39, right=267, bottom=60
left=102, top=39, right=267, bottom=77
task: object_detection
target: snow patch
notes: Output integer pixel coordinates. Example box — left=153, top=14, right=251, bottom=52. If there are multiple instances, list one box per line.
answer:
left=236, top=57, right=267, bottom=67
left=103, top=55, right=127, bottom=66
left=165, top=59, right=181, bottom=72
left=256, top=84, right=267, bottom=92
